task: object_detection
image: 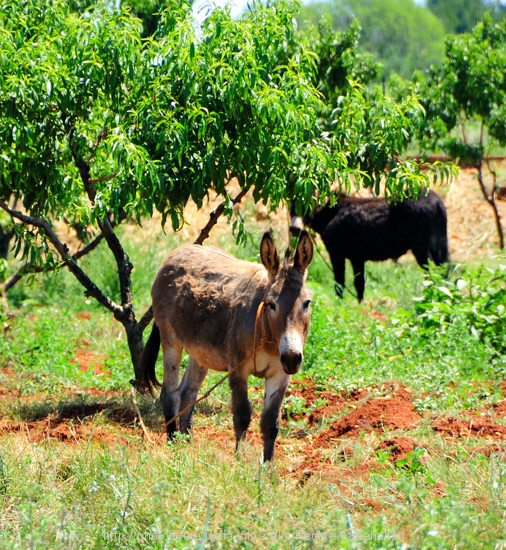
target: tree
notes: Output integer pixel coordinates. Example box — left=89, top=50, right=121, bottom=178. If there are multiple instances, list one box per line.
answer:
left=298, top=0, right=446, bottom=78
left=413, top=13, right=506, bottom=249
left=0, top=0, right=445, bottom=382
left=297, top=19, right=453, bottom=197
left=427, top=0, right=506, bottom=34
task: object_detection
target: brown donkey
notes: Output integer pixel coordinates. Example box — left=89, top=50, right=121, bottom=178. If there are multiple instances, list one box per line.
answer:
left=138, top=231, right=313, bottom=461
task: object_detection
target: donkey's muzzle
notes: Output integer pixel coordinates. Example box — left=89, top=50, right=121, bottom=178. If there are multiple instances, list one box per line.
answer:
left=281, top=351, right=303, bottom=375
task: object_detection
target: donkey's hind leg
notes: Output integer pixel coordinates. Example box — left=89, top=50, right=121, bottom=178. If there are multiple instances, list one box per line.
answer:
left=179, top=357, right=208, bottom=434
left=350, top=258, right=366, bottom=302
left=412, top=244, right=429, bottom=270
left=159, top=334, right=183, bottom=439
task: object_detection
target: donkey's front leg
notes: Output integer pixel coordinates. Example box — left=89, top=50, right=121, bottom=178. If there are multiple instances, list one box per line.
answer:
left=159, top=341, right=183, bottom=439
left=229, top=369, right=252, bottom=452
left=260, top=371, right=290, bottom=461
left=329, top=253, right=346, bottom=299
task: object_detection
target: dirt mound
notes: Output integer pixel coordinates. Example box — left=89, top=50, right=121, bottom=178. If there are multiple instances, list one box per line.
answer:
left=492, top=401, right=506, bottom=418
left=314, top=385, right=421, bottom=446
left=376, top=437, right=419, bottom=463
left=433, top=417, right=506, bottom=440
left=0, top=418, right=138, bottom=446
left=431, top=381, right=506, bottom=441
left=282, top=377, right=346, bottom=424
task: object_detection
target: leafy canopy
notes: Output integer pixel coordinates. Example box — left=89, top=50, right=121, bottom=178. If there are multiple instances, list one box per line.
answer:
left=297, top=19, right=450, bottom=197
left=407, top=13, right=506, bottom=249
left=0, top=0, right=440, bottom=241
left=0, top=0, right=340, bottom=235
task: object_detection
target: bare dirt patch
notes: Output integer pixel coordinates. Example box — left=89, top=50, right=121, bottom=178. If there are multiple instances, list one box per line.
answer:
left=315, top=396, right=421, bottom=444
left=301, top=381, right=420, bottom=446
left=445, top=160, right=506, bottom=261
left=0, top=371, right=504, bottom=484
left=0, top=416, right=138, bottom=447
left=433, top=417, right=506, bottom=440
left=283, top=377, right=346, bottom=424
left=72, top=350, right=111, bottom=376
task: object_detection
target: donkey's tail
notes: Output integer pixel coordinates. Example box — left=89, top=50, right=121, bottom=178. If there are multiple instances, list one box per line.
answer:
left=136, top=323, right=162, bottom=396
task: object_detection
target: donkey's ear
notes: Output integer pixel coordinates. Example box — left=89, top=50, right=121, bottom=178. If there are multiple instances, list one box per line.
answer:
left=260, top=232, right=280, bottom=281
left=293, top=230, right=313, bottom=274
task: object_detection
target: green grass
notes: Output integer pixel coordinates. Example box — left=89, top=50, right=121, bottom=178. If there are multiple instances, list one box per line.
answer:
left=1, top=229, right=505, bottom=549
left=0, top=427, right=504, bottom=548
left=0, top=424, right=502, bottom=546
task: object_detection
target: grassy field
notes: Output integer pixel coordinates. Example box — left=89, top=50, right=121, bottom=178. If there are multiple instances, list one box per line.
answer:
left=0, top=203, right=506, bottom=548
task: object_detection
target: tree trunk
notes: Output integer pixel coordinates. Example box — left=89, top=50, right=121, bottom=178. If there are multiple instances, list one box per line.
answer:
left=121, top=305, right=154, bottom=386
left=124, top=319, right=145, bottom=385
left=476, top=163, right=505, bottom=250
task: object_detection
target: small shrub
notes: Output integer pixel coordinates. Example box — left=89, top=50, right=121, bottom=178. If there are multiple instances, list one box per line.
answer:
left=411, top=264, right=506, bottom=354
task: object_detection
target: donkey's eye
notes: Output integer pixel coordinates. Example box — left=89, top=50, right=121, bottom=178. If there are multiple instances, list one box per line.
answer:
left=302, top=300, right=312, bottom=312
left=266, top=301, right=276, bottom=312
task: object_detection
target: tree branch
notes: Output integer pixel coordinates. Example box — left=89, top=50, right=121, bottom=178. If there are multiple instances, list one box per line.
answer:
left=0, top=200, right=125, bottom=316
left=89, top=172, right=120, bottom=185
left=98, top=216, right=135, bottom=312
left=89, top=127, right=105, bottom=163
left=1, top=231, right=105, bottom=294
left=69, top=128, right=135, bottom=320
left=194, top=188, right=248, bottom=245
left=2, top=262, right=45, bottom=293
left=73, top=232, right=106, bottom=260
left=475, top=161, right=504, bottom=250
left=138, top=305, right=153, bottom=332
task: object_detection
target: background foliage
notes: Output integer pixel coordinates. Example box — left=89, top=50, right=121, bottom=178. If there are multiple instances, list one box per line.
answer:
left=298, top=0, right=446, bottom=78
left=409, top=13, right=506, bottom=249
